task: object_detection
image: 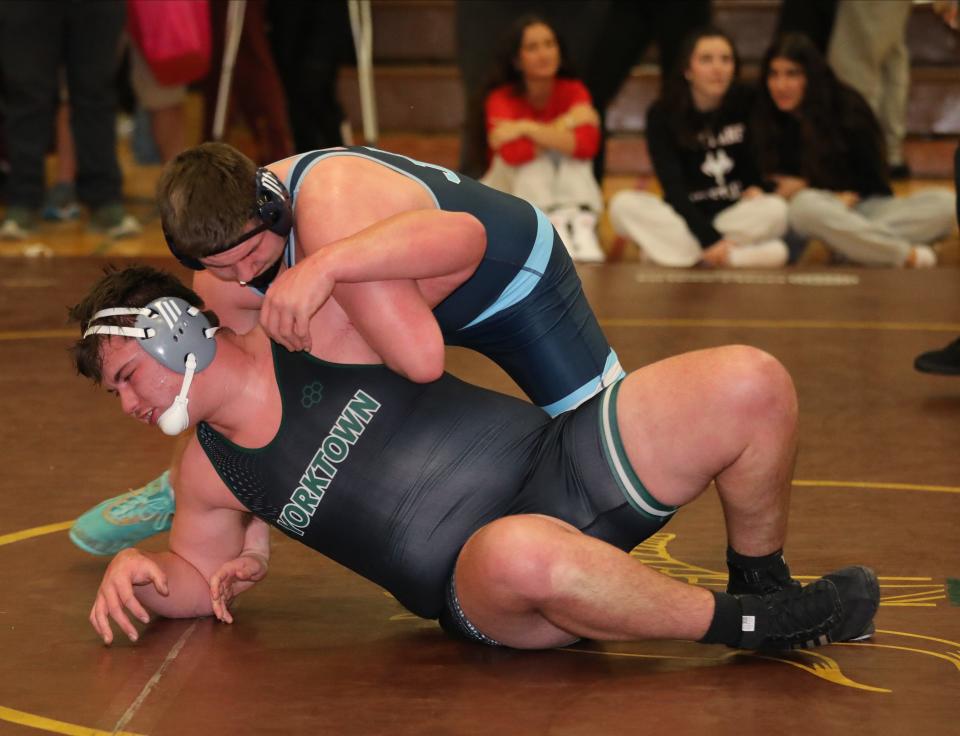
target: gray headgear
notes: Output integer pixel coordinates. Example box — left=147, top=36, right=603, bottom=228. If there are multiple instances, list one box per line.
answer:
left=84, top=296, right=220, bottom=436
left=84, top=297, right=218, bottom=372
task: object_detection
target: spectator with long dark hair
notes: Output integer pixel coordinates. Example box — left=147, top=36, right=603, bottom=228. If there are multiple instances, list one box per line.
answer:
left=753, top=33, right=955, bottom=267
left=479, top=15, right=605, bottom=263
left=609, top=27, right=788, bottom=268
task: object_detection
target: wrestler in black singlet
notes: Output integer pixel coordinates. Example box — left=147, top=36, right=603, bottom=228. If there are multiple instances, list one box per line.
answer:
left=197, top=344, right=676, bottom=620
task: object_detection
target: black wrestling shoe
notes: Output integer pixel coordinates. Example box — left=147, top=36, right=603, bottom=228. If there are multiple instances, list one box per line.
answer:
left=737, top=566, right=879, bottom=650
left=727, top=555, right=801, bottom=596
left=914, top=338, right=960, bottom=375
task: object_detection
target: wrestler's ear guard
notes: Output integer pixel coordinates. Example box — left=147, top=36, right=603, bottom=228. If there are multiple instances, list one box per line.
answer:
left=83, top=297, right=219, bottom=436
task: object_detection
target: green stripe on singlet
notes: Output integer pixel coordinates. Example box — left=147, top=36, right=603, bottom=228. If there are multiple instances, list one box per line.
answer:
left=598, top=380, right=677, bottom=520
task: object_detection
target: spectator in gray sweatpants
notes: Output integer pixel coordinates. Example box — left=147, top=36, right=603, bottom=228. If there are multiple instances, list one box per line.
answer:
left=753, top=34, right=954, bottom=267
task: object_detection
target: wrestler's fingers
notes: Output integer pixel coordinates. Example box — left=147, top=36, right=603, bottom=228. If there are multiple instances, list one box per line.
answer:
left=90, top=598, right=113, bottom=644
left=147, top=565, right=169, bottom=597
left=103, top=586, right=139, bottom=642
left=295, top=312, right=312, bottom=352
left=211, top=592, right=225, bottom=622
left=123, top=593, right=151, bottom=625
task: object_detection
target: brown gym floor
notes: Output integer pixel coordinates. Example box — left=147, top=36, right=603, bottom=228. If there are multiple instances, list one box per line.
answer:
left=1, top=250, right=959, bottom=735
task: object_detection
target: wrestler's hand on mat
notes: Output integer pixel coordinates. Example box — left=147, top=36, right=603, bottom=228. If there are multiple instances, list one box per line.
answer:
left=209, top=552, right=269, bottom=624
left=90, top=548, right=168, bottom=645
left=259, top=258, right=335, bottom=352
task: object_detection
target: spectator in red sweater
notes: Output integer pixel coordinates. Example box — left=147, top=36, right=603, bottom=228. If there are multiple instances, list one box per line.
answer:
left=480, top=15, right=605, bottom=263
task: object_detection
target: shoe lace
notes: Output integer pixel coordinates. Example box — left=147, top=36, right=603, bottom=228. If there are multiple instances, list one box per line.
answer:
left=766, top=580, right=840, bottom=643
left=109, top=488, right=174, bottom=530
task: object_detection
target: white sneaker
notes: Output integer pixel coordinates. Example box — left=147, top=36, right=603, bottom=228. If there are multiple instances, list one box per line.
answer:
left=547, top=206, right=577, bottom=259
left=570, top=210, right=605, bottom=263
left=909, top=245, right=937, bottom=268
left=726, top=239, right=789, bottom=268
left=0, top=218, right=30, bottom=240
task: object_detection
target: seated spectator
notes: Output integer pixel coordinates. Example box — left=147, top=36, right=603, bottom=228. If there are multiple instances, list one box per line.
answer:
left=609, top=27, right=789, bottom=269
left=753, top=33, right=955, bottom=267
left=479, top=15, right=605, bottom=263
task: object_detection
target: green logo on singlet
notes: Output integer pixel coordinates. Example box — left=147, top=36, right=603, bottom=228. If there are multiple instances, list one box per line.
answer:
left=302, top=382, right=324, bottom=408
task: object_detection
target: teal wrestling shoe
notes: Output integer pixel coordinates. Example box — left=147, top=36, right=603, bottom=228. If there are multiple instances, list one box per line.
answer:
left=69, top=471, right=175, bottom=555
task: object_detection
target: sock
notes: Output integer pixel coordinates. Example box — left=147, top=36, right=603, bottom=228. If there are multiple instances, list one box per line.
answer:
left=699, top=591, right=744, bottom=646
left=727, top=546, right=786, bottom=570
left=727, top=547, right=797, bottom=595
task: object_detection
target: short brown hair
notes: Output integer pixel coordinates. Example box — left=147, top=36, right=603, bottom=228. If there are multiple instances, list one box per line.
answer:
left=156, top=142, right=258, bottom=259
left=68, top=265, right=217, bottom=384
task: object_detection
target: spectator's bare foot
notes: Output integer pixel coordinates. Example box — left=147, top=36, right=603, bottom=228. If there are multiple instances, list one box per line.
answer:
left=700, top=239, right=732, bottom=267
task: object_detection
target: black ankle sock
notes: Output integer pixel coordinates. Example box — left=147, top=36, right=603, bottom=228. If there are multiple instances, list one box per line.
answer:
left=727, top=546, right=785, bottom=571
left=699, top=591, right=744, bottom=646
left=726, top=547, right=797, bottom=595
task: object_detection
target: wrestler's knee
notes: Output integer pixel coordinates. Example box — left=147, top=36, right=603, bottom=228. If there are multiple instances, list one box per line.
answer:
left=461, top=515, right=576, bottom=607
left=715, top=345, right=798, bottom=429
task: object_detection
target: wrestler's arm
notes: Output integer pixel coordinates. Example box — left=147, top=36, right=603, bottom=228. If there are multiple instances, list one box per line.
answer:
left=89, top=440, right=250, bottom=644
left=260, top=175, right=486, bottom=379
left=209, top=515, right=271, bottom=623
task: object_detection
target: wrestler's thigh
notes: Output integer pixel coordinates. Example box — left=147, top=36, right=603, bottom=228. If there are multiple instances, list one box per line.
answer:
left=613, top=345, right=793, bottom=506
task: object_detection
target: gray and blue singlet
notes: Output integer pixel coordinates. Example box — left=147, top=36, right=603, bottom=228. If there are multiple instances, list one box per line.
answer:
left=252, top=146, right=623, bottom=416
left=197, top=344, right=676, bottom=620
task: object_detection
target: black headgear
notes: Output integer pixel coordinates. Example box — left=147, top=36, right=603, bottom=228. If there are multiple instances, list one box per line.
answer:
left=164, top=167, right=293, bottom=271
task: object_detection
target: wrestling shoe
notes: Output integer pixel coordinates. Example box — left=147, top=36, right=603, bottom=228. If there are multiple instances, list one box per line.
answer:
left=69, top=471, right=175, bottom=556
left=737, top=565, right=879, bottom=650
left=914, top=337, right=960, bottom=375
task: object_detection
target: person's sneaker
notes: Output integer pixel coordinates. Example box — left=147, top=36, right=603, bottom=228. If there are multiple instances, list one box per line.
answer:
left=915, top=337, right=960, bottom=375
left=0, top=206, right=36, bottom=240
left=570, top=210, right=605, bottom=263
left=90, top=202, right=142, bottom=239
left=69, top=471, right=175, bottom=556
left=42, top=182, right=81, bottom=221
left=908, top=245, right=937, bottom=268
left=547, top=206, right=577, bottom=259
left=736, top=565, right=879, bottom=650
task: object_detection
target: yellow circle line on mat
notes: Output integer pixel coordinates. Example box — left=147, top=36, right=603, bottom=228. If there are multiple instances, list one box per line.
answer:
left=1, top=520, right=147, bottom=735
left=0, top=521, right=73, bottom=547
left=0, top=329, right=75, bottom=341
left=0, top=705, right=144, bottom=736
left=794, top=480, right=960, bottom=495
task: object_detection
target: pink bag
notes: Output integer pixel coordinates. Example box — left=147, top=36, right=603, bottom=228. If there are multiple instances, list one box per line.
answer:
left=128, top=0, right=211, bottom=86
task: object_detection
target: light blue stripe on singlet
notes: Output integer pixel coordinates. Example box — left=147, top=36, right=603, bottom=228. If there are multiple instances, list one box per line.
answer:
left=540, top=349, right=626, bottom=416
left=459, top=205, right=553, bottom=330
